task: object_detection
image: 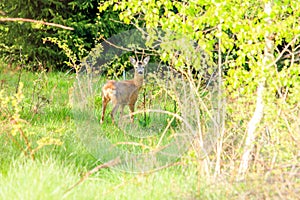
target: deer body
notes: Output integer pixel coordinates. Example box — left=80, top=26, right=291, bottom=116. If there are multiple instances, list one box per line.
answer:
left=100, top=56, right=150, bottom=124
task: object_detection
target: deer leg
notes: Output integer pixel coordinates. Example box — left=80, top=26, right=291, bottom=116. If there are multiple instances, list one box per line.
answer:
left=129, top=103, right=135, bottom=123
left=111, top=104, right=119, bottom=124
left=119, top=104, right=125, bottom=120
left=117, top=104, right=125, bottom=126
left=100, top=97, right=109, bottom=124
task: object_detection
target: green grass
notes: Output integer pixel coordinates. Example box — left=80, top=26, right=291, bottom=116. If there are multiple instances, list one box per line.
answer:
left=0, top=66, right=206, bottom=199
left=1, top=64, right=298, bottom=199
left=0, top=157, right=207, bottom=200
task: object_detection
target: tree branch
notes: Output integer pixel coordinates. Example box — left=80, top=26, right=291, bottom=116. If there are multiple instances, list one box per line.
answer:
left=0, top=17, right=74, bottom=30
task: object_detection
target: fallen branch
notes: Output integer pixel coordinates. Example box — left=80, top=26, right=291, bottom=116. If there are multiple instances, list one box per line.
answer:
left=0, top=17, right=74, bottom=30
left=63, top=157, right=121, bottom=198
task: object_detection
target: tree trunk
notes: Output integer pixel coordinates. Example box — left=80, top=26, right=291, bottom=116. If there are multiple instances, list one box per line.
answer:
left=237, top=1, right=274, bottom=180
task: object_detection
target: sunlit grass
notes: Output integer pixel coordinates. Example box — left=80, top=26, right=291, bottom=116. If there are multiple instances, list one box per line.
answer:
left=1, top=63, right=299, bottom=199
left=0, top=157, right=207, bottom=200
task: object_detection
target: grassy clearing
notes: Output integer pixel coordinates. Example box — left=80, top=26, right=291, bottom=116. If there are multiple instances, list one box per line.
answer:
left=0, top=157, right=211, bottom=200
left=0, top=63, right=299, bottom=199
left=0, top=65, right=204, bottom=199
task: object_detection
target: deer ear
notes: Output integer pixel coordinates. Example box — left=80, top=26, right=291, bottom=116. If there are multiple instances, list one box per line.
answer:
left=143, top=56, right=150, bottom=65
left=129, top=56, right=136, bottom=65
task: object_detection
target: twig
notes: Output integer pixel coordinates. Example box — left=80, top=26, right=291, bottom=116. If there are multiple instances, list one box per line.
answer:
left=4, top=129, right=27, bottom=156
left=100, top=28, right=159, bottom=55
left=101, top=36, right=134, bottom=52
left=63, top=157, right=121, bottom=198
left=265, top=34, right=300, bottom=69
left=10, top=119, right=34, bottom=160
left=156, top=116, right=175, bottom=148
left=0, top=17, right=74, bottom=30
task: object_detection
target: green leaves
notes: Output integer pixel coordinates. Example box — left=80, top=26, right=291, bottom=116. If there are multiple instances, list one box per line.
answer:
left=0, top=0, right=100, bottom=70
left=99, top=0, right=300, bottom=110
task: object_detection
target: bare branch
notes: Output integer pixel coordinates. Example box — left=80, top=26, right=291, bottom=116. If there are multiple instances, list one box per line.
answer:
left=0, top=17, right=74, bottom=30
left=63, top=157, right=121, bottom=198
left=101, top=36, right=133, bottom=52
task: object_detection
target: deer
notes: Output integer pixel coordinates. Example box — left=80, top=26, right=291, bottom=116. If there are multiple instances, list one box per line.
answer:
left=100, top=56, right=150, bottom=124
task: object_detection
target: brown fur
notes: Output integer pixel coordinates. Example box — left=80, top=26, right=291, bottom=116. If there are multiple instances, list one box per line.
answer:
left=100, top=56, right=150, bottom=124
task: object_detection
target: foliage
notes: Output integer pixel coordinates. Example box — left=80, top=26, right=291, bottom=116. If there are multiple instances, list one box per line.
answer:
left=0, top=62, right=75, bottom=162
left=0, top=81, right=62, bottom=160
left=97, top=0, right=300, bottom=192
left=0, top=0, right=131, bottom=70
